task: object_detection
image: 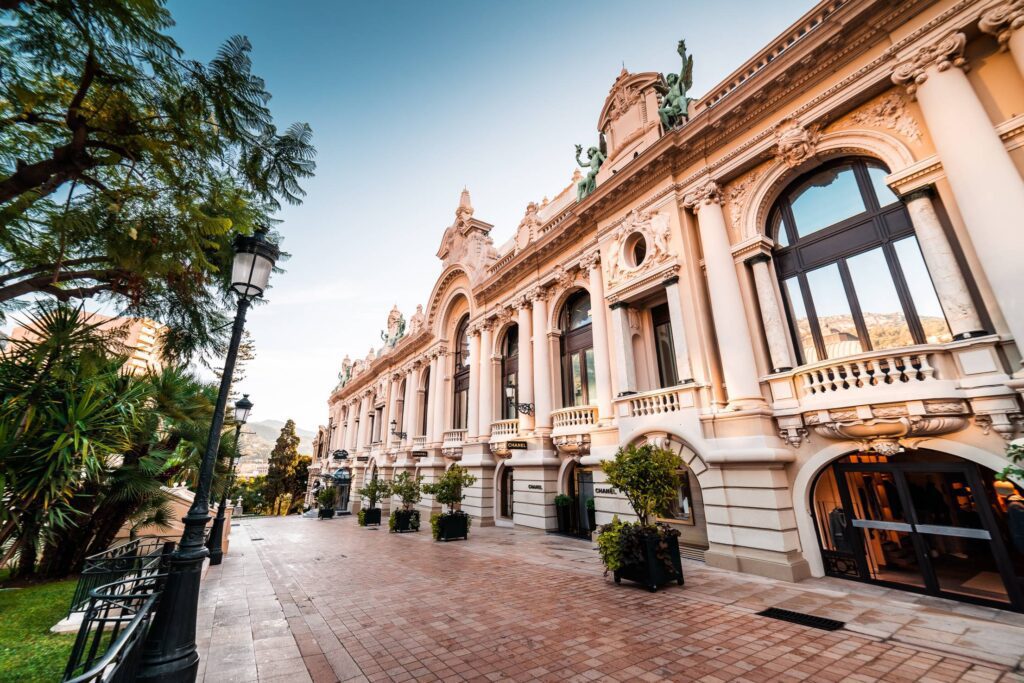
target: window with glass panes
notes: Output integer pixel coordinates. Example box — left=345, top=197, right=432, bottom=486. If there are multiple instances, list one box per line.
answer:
left=501, top=325, right=519, bottom=420
left=560, top=291, right=597, bottom=407
left=771, top=158, right=953, bottom=365
left=452, top=316, right=470, bottom=429
left=651, top=303, right=679, bottom=388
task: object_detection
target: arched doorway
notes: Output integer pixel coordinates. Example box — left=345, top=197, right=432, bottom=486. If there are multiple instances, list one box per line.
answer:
left=812, top=449, right=1024, bottom=611
left=564, top=460, right=595, bottom=539
left=498, top=465, right=514, bottom=521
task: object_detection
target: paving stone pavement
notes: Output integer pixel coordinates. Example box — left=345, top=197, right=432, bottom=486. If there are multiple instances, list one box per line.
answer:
left=196, top=516, right=1024, bottom=683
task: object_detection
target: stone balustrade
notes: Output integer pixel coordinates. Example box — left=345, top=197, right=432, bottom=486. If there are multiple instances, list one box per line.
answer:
left=490, top=419, right=520, bottom=439
left=622, top=385, right=696, bottom=418
left=412, top=435, right=426, bottom=449
left=797, top=348, right=937, bottom=397
left=551, top=406, right=598, bottom=432
left=442, top=429, right=467, bottom=449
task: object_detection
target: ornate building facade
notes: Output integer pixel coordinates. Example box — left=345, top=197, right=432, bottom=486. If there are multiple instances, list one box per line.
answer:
left=311, top=0, right=1024, bottom=612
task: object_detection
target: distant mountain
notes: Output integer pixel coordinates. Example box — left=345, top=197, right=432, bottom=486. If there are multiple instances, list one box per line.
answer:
left=237, top=419, right=316, bottom=464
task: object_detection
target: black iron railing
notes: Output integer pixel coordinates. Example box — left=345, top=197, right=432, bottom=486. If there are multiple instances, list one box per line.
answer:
left=62, top=574, right=165, bottom=683
left=69, top=536, right=176, bottom=615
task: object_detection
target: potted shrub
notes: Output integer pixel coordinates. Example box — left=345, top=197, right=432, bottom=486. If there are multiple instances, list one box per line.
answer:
left=357, top=476, right=388, bottom=527
left=388, top=471, right=423, bottom=533
left=421, top=465, right=476, bottom=541
left=554, top=494, right=572, bottom=533
left=317, top=487, right=336, bottom=519
left=596, top=443, right=685, bottom=592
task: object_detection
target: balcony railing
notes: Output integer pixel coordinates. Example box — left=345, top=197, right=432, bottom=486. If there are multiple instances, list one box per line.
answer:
left=490, top=419, right=519, bottom=439
left=798, top=349, right=936, bottom=397
left=442, top=429, right=467, bottom=449
left=412, top=435, right=426, bottom=449
left=623, top=386, right=696, bottom=418
left=552, top=405, right=598, bottom=431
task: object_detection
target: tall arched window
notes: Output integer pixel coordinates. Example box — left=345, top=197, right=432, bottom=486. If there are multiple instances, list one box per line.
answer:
left=419, top=366, right=430, bottom=437
left=560, top=291, right=596, bottom=407
left=452, top=315, right=470, bottom=429
left=501, top=325, right=519, bottom=419
left=772, top=157, right=952, bottom=365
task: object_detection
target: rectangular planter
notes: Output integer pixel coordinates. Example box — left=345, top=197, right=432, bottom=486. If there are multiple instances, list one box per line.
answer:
left=555, top=505, right=571, bottom=533
left=613, top=533, right=684, bottom=592
left=363, top=507, right=382, bottom=526
left=393, top=509, right=419, bottom=533
left=436, top=512, right=469, bottom=541
left=318, top=507, right=335, bottom=520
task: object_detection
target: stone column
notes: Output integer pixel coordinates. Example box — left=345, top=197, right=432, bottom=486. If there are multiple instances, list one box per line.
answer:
left=356, top=394, right=371, bottom=451
left=515, top=297, right=535, bottom=432
left=432, top=350, right=448, bottom=441
left=900, top=187, right=986, bottom=339
left=893, top=32, right=1024, bottom=361
left=467, top=326, right=481, bottom=440
left=662, top=276, right=695, bottom=382
left=478, top=322, right=493, bottom=443
left=745, top=254, right=794, bottom=373
left=402, top=366, right=417, bottom=443
left=583, top=252, right=614, bottom=418
left=684, top=181, right=765, bottom=407
left=425, top=355, right=439, bottom=444
left=530, top=287, right=553, bottom=432
left=980, top=1, right=1024, bottom=76
left=609, top=302, right=637, bottom=394
left=387, top=374, right=401, bottom=444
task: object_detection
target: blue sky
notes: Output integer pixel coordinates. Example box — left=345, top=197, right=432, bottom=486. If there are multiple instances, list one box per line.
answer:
left=164, top=0, right=816, bottom=441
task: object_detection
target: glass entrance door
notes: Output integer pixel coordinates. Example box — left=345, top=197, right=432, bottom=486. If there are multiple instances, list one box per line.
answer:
left=568, top=467, right=596, bottom=538
left=825, top=457, right=1024, bottom=611
left=500, top=467, right=514, bottom=519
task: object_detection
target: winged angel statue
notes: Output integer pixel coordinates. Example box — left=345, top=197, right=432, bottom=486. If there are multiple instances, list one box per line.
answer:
left=657, top=40, right=694, bottom=130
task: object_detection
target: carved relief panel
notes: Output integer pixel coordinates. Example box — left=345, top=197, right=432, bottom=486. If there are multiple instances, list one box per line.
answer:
left=604, top=208, right=675, bottom=290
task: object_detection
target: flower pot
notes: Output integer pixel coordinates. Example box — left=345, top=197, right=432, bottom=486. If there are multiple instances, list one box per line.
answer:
left=318, top=507, right=335, bottom=519
left=363, top=507, right=382, bottom=526
left=436, top=511, right=469, bottom=541
left=393, top=509, right=420, bottom=533
left=613, top=533, right=684, bottom=592
left=555, top=505, right=571, bottom=533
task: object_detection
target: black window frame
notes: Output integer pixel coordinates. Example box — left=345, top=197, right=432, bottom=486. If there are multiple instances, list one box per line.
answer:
left=560, top=290, right=595, bottom=407
left=651, top=302, right=679, bottom=389
left=772, top=157, right=947, bottom=365
left=452, top=315, right=470, bottom=429
left=501, top=325, right=519, bottom=420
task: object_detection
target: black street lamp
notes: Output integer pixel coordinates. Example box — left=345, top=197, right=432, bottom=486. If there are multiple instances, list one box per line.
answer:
left=207, top=394, right=253, bottom=565
left=389, top=419, right=407, bottom=440
left=505, top=385, right=535, bottom=416
left=139, top=230, right=278, bottom=682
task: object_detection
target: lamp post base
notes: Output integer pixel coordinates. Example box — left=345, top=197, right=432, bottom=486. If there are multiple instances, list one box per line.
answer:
left=207, top=515, right=226, bottom=566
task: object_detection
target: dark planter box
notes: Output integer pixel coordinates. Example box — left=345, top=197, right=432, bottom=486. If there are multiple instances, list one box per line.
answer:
left=587, top=508, right=596, bottom=531
left=393, top=509, right=419, bottom=533
left=555, top=505, right=571, bottom=533
left=363, top=507, right=382, bottom=526
left=318, top=507, right=335, bottom=519
left=613, top=533, right=684, bottom=592
left=436, top=512, right=469, bottom=541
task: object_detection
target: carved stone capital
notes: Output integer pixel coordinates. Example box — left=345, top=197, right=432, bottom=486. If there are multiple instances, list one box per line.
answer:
left=551, top=264, right=576, bottom=290
left=980, top=1, right=1024, bottom=50
left=682, top=180, right=723, bottom=213
left=580, top=250, right=601, bottom=272
left=510, top=294, right=532, bottom=310
left=527, top=285, right=550, bottom=302
left=892, top=32, right=968, bottom=98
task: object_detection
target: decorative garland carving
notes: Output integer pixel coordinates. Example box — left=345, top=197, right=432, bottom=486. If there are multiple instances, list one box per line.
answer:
left=845, top=92, right=922, bottom=143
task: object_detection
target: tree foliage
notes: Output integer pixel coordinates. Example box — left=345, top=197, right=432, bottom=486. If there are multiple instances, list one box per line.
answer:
left=357, top=473, right=389, bottom=510
left=388, top=471, right=423, bottom=510
left=264, top=419, right=306, bottom=514
left=601, top=443, right=683, bottom=527
left=421, top=465, right=476, bottom=513
left=0, top=0, right=315, bottom=360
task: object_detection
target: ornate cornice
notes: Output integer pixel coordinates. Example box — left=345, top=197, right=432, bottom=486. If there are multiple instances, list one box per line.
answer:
left=891, top=31, right=967, bottom=98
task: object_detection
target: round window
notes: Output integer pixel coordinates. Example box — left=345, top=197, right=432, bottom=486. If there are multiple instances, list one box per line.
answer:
left=624, top=232, right=647, bottom=268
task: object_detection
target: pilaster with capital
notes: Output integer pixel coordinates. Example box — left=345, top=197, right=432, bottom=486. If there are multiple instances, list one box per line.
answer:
left=467, top=324, right=481, bottom=440
left=583, top=251, right=614, bottom=419
left=478, top=319, right=494, bottom=441
left=893, top=31, right=1024, bottom=363
left=745, top=253, right=794, bottom=373
left=514, top=295, right=535, bottom=432
left=529, top=285, right=553, bottom=431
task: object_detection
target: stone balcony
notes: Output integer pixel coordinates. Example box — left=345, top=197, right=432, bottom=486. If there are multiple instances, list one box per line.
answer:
left=488, top=419, right=520, bottom=458
left=620, top=384, right=698, bottom=418
left=551, top=405, right=598, bottom=455
left=441, top=428, right=466, bottom=460
left=768, top=336, right=1022, bottom=450
left=411, top=435, right=427, bottom=450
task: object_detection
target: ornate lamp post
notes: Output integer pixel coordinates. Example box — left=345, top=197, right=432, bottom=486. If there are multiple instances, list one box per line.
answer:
left=139, top=230, right=278, bottom=682
left=207, top=394, right=253, bottom=565
left=505, top=385, right=534, bottom=416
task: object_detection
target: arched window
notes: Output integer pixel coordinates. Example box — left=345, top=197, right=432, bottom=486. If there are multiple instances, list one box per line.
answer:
left=772, top=158, right=952, bottom=365
left=419, top=366, right=430, bottom=437
left=501, top=325, right=519, bottom=420
left=452, top=315, right=470, bottom=429
left=560, top=291, right=596, bottom=407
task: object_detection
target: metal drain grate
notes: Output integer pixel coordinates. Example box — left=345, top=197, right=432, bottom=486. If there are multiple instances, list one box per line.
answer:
left=756, top=607, right=845, bottom=631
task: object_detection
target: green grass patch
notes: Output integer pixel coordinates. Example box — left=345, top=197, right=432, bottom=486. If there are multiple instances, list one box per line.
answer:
left=0, top=570, right=78, bottom=683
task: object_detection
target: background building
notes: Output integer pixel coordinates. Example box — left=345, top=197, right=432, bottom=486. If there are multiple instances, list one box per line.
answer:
left=312, top=0, right=1024, bottom=613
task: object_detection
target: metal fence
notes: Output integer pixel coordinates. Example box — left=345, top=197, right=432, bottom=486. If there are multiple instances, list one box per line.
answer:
left=61, top=574, right=165, bottom=683
left=68, top=536, right=176, bottom=615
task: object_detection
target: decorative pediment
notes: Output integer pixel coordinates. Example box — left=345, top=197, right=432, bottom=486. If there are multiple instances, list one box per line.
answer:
left=604, top=208, right=674, bottom=289
left=597, top=70, right=663, bottom=164
left=436, top=188, right=497, bottom=284
left=515, top=202, right=541, bottom=253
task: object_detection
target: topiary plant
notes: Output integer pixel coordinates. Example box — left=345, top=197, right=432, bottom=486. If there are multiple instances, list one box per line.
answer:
left=389, top=471, right=424, bottom=510
left=554, top=494, right=572, bottom=507
left=317, top=487, right=336, bottom=508
left=357, top=475, right=389, bottom=510
left=600, top=443, right=683, bottom=526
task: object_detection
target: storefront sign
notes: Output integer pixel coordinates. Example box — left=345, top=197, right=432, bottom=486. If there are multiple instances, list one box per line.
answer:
left=527, top=484, right=542, bottom=491
left=507, top=440, right=528, bottom=450
left=411, top=450, right=427, bottom=458
left=595, top=487, right=616, bottom=494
